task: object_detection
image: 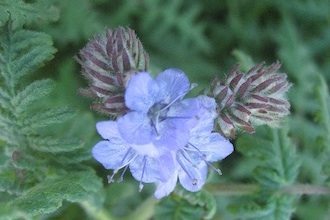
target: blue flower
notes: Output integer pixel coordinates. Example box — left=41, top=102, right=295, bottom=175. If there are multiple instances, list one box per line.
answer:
left=92, top=69, right=233, bottom=198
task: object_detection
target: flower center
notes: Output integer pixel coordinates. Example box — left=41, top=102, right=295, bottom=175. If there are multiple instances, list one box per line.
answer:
left=147, top=102, right=169, bottom=137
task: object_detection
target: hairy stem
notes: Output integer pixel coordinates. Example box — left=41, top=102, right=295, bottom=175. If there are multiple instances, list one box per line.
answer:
left=205, top=183, right=330, bottom=196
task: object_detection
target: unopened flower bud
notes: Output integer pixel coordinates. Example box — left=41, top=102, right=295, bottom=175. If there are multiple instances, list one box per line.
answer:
left=209, top=62, right=292, bottom=139
left=77, top=27, right=149, bottom=116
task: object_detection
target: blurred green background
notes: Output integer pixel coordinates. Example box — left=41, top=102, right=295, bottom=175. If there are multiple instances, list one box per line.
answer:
left=26, top=0, right=330, bottom=219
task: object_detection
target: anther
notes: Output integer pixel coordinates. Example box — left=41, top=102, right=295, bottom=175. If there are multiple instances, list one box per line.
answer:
left=118, top=166, right=129, bottom=182
left=107, top=170, right=118, bottom=183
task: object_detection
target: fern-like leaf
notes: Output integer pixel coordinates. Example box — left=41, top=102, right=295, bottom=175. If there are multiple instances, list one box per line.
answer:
left=139, top=0, right=210, bottom=53
left=237, top=125, right=300, bottom=188
left=12, top=79, right=54, bottom=114
left=0, top=0, right=59, bottom=29
left=228, top=124, right=299, bottom=219
left=0, top=20, right=100, bottom=217
left=10, top=169, right=102, bottom=216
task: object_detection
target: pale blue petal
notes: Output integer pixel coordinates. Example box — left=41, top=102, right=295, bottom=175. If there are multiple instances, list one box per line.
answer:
left=153, top=119, right=190, bottom=151
left=92, top=141, right=134, bottom=170
left=96, top=121, right=122, bottom=143
left=190, top=96, right=217, bottom=134
left=189, top=133, right=234, bottom=162
left=154, top=172, right=178, bottom=199
left=125, top=72, right=159, bottom=112
left=155, top=69, right=190, bottom=104
left=130, top=153, right=176, bottom=184
left=118, top=112, right=154, bottom=144
left=177, top=154, right=208, bottom=192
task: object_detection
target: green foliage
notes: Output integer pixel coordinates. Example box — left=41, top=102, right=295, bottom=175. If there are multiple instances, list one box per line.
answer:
left=1, top=0, right=330, bottom=219
left=43, top=0, right=103, bottom=46
left=315, top=75, right=330, bottom=183
left=237, top=125, right=300, bottom=188
left=0, top=0, right=59, bottom=29
left=0, top=19, right=101, bottom=218
left=229, top=194, right=295, bottom=220
left=155, top=189, right=216, bottom=220
left=229, top=125, right=299, bottom=219
left=10, top=169, right=102, bottom=216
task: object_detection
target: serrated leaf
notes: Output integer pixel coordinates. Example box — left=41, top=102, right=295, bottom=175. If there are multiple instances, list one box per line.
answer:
left=11, top=44, right=56, bottom=84
left=10, top=170, right=102, bottom=216
left=0, top=0, right=59, bottom=29
left=236, top=125, right=300, bottom=188
left=28, top=136, right=83, bottom=153
left=155, top=190, right=216, bottom=220
left=228, top=194, right=295, bottom=220
left=13, top=79, right=54, bottom=114
left=23, top=107, right=75, bottom=130
left=0, top=87, right=11, bottom=110
left=228, top=200, right=274, bottom=219
left=0, top=24, right=56, bottom=87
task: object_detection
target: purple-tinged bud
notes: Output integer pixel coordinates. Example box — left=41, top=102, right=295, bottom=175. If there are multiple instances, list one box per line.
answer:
left=77, top=27, right=149, bottom=116
left=209, top=61, right=292, bottom=139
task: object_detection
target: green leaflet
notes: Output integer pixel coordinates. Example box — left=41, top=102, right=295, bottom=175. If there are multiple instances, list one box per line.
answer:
left=0, top=25, right=56, bottom=89
left=231, top=125, right=299, bottom=219
left=155, top=189, right=217, bottom=220
left=10, top=169, right=102, bottom=216
left=23, top=107, right=75, bottom=130
left=228, top=194, right=295, bottom=220
left=0, top=0, right=59, bottom=29
left=12, top=79, right=55, bottom=114
left=139, top=0, right=210, bottom=54
left=43, top=0, right=103, bottom=46
left=236, top=125, right=300, bottom=188
left=27, top=136, right=83, bottom=153
left=0, top=19, right=101, bottom=218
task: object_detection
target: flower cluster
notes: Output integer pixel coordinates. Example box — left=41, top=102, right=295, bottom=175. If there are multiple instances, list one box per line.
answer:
left=76, top=27, right=149, bottom=116
left=78, top=27, right=292, bottom=199
left=209, top=62, right=292, bottom=139
left=92, top=69, right=234, bottom=198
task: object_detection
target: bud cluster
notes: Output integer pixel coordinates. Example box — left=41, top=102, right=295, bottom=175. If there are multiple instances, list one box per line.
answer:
left=77, top=27, right=149, bottom=116
left=209, top=62, right=292, bottom=139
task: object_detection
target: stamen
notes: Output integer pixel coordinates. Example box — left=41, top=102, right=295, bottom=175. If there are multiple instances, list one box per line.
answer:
left=139, top=156, right=147, bottom=192
left=118, top=165, right=129, bottom=182
left=177, top=150, right=196, bottom=184
left=107, top=169, right=118, bottom=183
left=117, top=148, right=138, bottom=170
left=159, top=84, right=195, bottom=113
left=107, top=148, right=138, bottom=183
left=188, top=143, right=222, bottom=175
